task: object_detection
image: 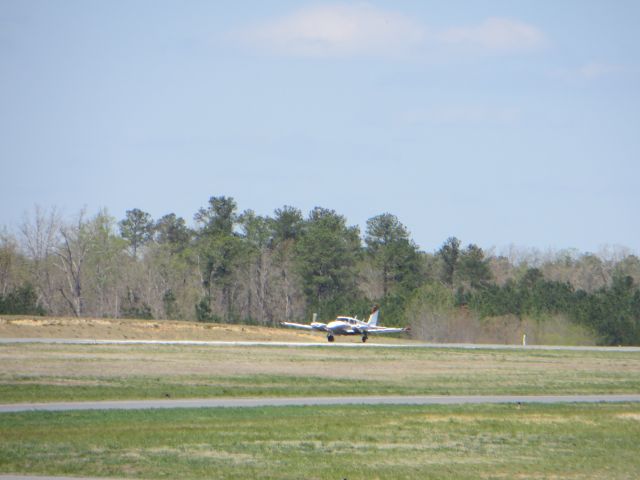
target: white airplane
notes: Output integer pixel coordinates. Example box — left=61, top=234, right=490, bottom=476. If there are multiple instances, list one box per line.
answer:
left=281, top=306, right=409, bottom=343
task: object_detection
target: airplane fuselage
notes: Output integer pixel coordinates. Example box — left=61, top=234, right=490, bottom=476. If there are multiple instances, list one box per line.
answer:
left=325, top=316, right=371, bottom=341
left=326, top=317, right=367, bottom=335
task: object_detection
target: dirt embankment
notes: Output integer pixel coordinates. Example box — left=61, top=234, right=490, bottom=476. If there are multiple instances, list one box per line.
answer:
left=0, top=316, right=326, bottom=342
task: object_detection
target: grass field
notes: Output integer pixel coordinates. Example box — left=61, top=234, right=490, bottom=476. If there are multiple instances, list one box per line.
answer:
left=1, top=403, right=639, bottom=479
left=1, top=343, right=639, bottom=403
left=1, top=320, right=639, bottom=478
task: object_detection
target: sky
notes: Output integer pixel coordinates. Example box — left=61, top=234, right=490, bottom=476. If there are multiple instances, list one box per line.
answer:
left=1, top=1, right=639, bottom=255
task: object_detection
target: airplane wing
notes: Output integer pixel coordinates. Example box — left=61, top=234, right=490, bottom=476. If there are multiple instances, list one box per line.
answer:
left=365, top=326, right=409, bottom=334
left=281, top=321, right=328, bottom=332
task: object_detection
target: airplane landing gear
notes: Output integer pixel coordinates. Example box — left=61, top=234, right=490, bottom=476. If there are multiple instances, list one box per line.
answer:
left=327, top=334, right=335, bottom=342
left=362, top=335, right=368, bottom=343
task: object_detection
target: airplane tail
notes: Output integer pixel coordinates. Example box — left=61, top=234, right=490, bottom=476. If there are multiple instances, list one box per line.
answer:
left=367, top=305, right=380, bottom=326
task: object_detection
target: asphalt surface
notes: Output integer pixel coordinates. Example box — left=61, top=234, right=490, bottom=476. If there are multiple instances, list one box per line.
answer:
left=2, top=394, right=640, bottom=413
left=2, top=337, right=640, bottom=351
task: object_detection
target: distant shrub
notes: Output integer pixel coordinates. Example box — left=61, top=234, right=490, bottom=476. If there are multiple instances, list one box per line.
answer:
left=0, top=283, right=46, bottom=315
left=195, top=297, right=221, bottom=323
left=120, top=287, right=153, bottom=319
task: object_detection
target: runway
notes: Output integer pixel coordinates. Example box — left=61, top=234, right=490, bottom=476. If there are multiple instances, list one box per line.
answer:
left=2, top=394, right=640, bottom=413
left=2, top=337, right=640, bottom=351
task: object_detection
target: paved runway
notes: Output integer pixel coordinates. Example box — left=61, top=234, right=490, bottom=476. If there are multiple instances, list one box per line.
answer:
left=2, top=394, right=640, bottom=413
left=2, top=337, right=640, bottom=351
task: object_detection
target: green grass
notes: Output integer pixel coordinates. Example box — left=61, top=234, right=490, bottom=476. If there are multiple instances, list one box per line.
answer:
left=1, top=403, right=639, bottom=479
left=0, top=374, right=403, bottom=402
left=1, top=343, right=639, bottom=478
left=1, top=344, right=640, bottom=403
left=2, top=371, right=640, bottom=404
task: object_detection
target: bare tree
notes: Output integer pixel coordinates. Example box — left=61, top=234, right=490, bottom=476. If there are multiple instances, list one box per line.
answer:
left=19, top=206, right=61, bottom=311
left=83, top=209, right=128, bottom=318
left=55, top=211, right=89, bottom=317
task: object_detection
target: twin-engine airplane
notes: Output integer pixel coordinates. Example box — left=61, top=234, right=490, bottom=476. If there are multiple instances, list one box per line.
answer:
left=281, top=306, right=409, bottom=343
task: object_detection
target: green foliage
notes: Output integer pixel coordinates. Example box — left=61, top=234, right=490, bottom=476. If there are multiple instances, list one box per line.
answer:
left=84, top=210, right=128, bottom=316
left=194, top=196, right=237, bottom=236
left=365, top=213, right=424, bottom=297
left=118, top=208, right=153, bottom=259
left=238, top=210, right=272, bottom=250
left=0, top=283, right=46, bottom=315
left=437, top=236, right=460, bottom=286
left=469, top=268, right=575, bottom=319
left=408, top=282, right=455, bottom=311
left=162, top=289, right=179, bottom=319
left=194, top=196, right=244, bottom=321
left=3, top=200, right=640, bottom=345
left=154, top=213, right=192, bottom=252
left=272, top=205, right=303, bottom=243
left=0, top=231, right=20, bottom=294
left=363, top=214, right=426, bottom=324
left=195, top=296, right=220, bottom=322
left=572, top=275, right=640, bottom=346
left=295, top=208, right=362, bottom=317
left=120, top=288, right=153, bottom=319
left=197, top=235, right=244, bottom=314
left=467, top=267, right=640, bottom=345
left=456, top=243, right=492, bottom=288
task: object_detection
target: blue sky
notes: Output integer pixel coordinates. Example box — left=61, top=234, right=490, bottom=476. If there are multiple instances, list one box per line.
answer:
left=1, top=1, right=639, bottom=254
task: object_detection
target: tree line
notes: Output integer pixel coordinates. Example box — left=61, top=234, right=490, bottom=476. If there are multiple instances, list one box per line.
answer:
left=1, top=197, right=639, bottom=345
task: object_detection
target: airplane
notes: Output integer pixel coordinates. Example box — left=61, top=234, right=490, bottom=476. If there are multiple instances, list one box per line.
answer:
left=281, top=305, right=409, bottom=343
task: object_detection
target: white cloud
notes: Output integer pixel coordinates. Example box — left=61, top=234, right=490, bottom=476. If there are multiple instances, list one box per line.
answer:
left=576, top=62, right=625, bottom=79
left=237, top=6, right=547, bottom=59
left=552, top=62, right=629, bottom=81
left=437, top=17, right=547, bottom=54
left=238, top=4, right=424, bottom=58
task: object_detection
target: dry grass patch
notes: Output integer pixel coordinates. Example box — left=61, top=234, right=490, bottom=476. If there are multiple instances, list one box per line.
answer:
left=616, top=413, right=640, bottom=421
left=0, top=315, right=411, bottom=344
left=1, top=342, right=640, bottom=402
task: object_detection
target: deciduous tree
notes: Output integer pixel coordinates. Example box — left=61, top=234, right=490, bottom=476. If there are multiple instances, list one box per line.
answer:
left=55, top=211, right=90, bottom=317
left=19, top=206, right=60, bottom=311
